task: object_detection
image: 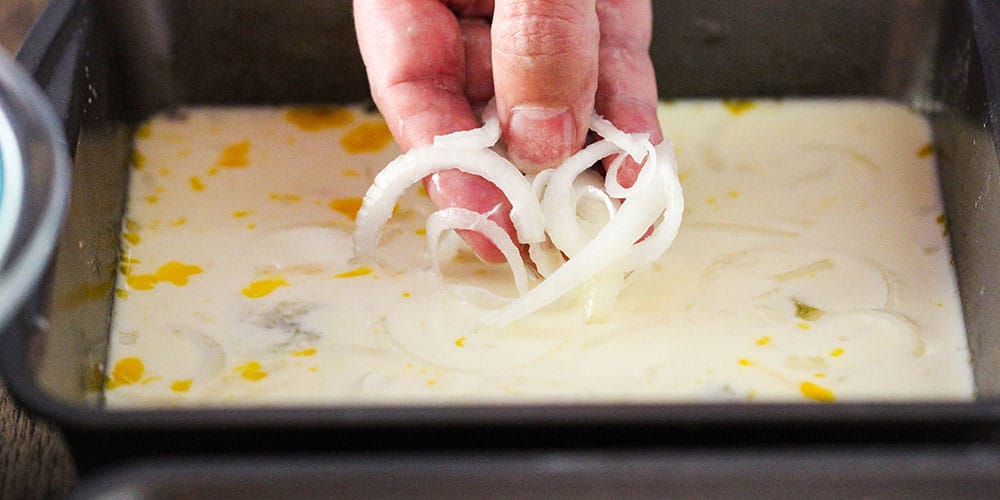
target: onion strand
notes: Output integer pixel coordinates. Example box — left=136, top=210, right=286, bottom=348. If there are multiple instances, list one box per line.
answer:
left=352, top=103, right=684, bottom=327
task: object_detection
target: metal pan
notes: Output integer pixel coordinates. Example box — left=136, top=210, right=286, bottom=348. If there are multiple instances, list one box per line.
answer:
left=1, top=0, right=998, bottom=471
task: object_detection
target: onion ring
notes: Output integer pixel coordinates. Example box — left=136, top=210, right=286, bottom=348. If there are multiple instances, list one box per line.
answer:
left=353, top=146, right=544, bottom=265
left=426, top=207, right=531, bottom=296
left=353, top=104, right=684, bottom=326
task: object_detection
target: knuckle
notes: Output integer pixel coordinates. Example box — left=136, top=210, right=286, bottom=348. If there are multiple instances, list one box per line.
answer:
left=495, top=1, right=598, bottom=60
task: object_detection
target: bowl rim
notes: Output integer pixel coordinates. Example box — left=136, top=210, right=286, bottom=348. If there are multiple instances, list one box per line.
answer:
left=0, top=98, right=24, bottom=268
left=0, top=50, right=71, bottom=333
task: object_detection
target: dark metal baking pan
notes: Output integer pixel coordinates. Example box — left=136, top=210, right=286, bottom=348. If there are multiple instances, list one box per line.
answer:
left=1, top=0, right=999, bottom=471
left=68, top=448, right=1000, bottom=499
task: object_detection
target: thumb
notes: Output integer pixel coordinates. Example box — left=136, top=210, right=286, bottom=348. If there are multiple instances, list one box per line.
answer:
left=492, top=0, right=599, bottom=173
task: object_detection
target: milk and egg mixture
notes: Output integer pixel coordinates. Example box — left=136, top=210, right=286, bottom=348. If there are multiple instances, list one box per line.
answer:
left=104, top=100, right=974, bottom=407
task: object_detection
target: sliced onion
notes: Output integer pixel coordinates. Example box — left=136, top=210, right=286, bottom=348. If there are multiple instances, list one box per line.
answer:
left=433, top=101, right=500, bottom=150
left=572, top=170, right=618, bottom=237
left=581, top=259, right=628, bottom=324
left=353, top=146, right=544, bottom=265
left=493, top=158, right=670, bottom=325
left=577, top=185, right=617, bottom=225
left=589, top=114, right=650, bottom=162
left=353, top=102, right=684, bottom=327
left=604, top=139, right=657, bottom=198
left=529, top=170, right=554, bottom=200
left=426, top=207, right=531, bottom=296
left=626, top=141, right=684, bottom=268
left=541, top=139, right=621, bottom=256
left=526, top=240, right=565, bottom=278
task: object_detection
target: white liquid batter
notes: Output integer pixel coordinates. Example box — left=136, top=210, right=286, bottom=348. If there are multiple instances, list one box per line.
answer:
left=104, top=100, right=974, bottom=407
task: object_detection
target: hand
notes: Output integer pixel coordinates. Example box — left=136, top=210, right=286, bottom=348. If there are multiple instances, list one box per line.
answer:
left=354, top=0, right=662, bottom=262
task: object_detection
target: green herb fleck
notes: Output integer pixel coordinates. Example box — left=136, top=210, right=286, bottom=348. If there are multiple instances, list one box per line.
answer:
left=793, top=298, right=826, bottom=322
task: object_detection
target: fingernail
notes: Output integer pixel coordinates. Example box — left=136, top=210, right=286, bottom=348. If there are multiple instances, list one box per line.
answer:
left=507, top=106, right=575, bottom=172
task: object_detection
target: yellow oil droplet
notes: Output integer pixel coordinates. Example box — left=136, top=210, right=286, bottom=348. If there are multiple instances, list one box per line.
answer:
left=236, top=361, right=268, bottom=381
left=830, top=347, right=844, bottom=357
left=111, top=357, right=144, bottom=387
left=292, top=348, right=317, bottom=357
left=119, top=257, right=139, bottom=275
left=232, top=210, right=252, bottom=218
left=706, top=196, right=717, bottom=205
left=131, top=151, right=146, bottom=169
left=727, top=190, right=740, bottom=198
left=329, top=197, right=363, bottom=220
left=402, top=292, right=411, bottom=298
left=335, top=266, right=373, bottom=278
left=341, top=121, right=393, bottom=153
left=454, top=336, right=466, bottom=347
left=269, top=193, right=301, bottom=203
left=123, top=232, right=141, bottom=245
left=127, top=261, right=203, bottom=290
left=285, top=107, right=354, bottom=131
left=207, top=167, right=219, bottom=176
left=342, top=167, right=360, bottom=177
left=308, top=366, right=318, bottom=372
left=241, top=276, right=289, bottom=298
left=426, top=379, right=437, bottom=387
left=414, top=228, right=426, bottom=236
left=171, top=217, right=187, bottom=226
left=216, top=140, right=251, bottom=167
left=115, top=288, right=129, bottom=299
left=159, top=168, right=170, bottom=177
left=755, top=336, right=771, bottom=346
left=136, top=124, right=152, bottom=138
left=144, top=195, right=159, bottom=204
left=189, top=176, right=205, bottom=192
left=246, top=223, right=256, bottom=230
left=170, top=379, right=193, bottom=392
left=127, top=274, right=157, bottom=290
left=723, top=99, right=756, bottom=115
left=738, top=358, right=752, bottom=366
left=814, top=372, right=827, bottom=378
left=797, top=322, right=812, bottom=330
left=800, top=381, right=835, bottom=402
left=917, top=142, right=934, bottom=158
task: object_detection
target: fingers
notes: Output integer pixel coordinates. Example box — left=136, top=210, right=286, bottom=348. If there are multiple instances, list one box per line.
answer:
left=595, top=0, right=662, bottom=188
left=425, top=170, right=516, bottom=263
left=355, top=1, right=513, bottom=262
left=459, top=18, right=495, bottom=107
left=354, top=0, right=481, bottom=149
left=355, top=1, right=659, bottom=262
left=492, top=0, right=600, bottom=173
